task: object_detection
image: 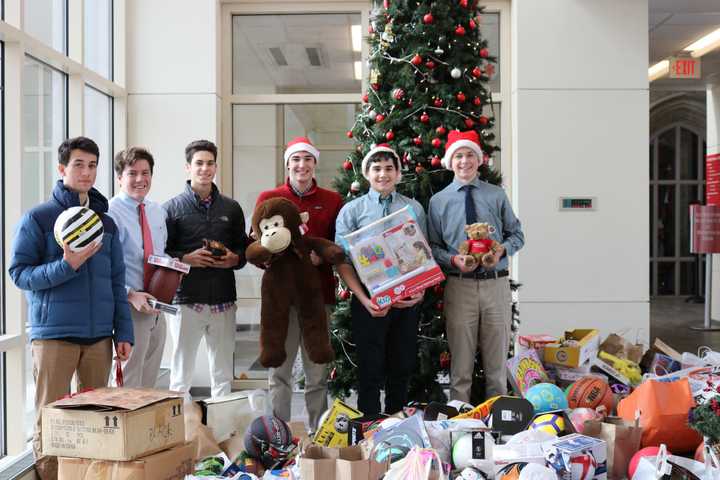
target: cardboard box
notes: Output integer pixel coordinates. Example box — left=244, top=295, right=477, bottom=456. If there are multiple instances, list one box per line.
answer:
left=199, top=390, right=257, bottom=442
left=299, top=444, right=388, bottom=480
left=543, top=433, right=608, bottom=480
left=43, top=388, right=185, bottom=461
left=58, top=441, right=194, bottom=480
left=544, top=329, right=600, bottom=368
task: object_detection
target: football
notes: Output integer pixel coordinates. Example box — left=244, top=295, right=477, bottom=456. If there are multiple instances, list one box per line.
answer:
left=147, top=267, right=182, bottom=304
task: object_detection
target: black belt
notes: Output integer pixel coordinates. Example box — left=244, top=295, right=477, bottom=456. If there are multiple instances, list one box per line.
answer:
left=447, top=269, right=509, bottom=280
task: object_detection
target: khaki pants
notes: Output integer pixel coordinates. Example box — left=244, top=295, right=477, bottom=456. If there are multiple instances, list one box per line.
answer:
left=119, top=309, right=166, bottom=388
left=444, top=276, right=511, bottom=402
left=269, top=306, right=330, bottom=433
left=32, top=338, right=113, bottom=480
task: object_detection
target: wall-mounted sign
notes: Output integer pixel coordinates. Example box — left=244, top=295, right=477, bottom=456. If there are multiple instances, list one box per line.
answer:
left=558, top=197, right=596, bottom=211
left=707, top=153, right=720, bottom=206
left=669, top=56, right=701, bottom=79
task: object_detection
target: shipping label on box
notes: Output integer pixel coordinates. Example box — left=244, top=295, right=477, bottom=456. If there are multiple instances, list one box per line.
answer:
left=58, top=441, right=194, bottom=480
left=43, top=388, right=185, bottom=461
left=543, top=433, right=608, bottom=480
left=544, top=329, right=600, bottom=368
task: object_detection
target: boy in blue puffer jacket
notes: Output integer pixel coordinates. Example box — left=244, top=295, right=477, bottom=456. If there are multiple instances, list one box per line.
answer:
left=9, top=136, right=133, bottom=480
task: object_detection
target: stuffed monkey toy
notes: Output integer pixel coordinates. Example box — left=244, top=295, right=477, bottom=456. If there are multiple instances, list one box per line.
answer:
left=246, top=197, right=346, bottom=368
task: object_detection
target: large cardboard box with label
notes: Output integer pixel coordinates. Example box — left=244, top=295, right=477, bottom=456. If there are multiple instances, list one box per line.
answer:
left=300, top=444, right=388, bottom=480
left=199, top=391, right=257, bottom=442
left=42, top=388, right=185, bottom=461
left=58, top=441, right=194, bottom=480
left=543, top=329, right=600, bottom=368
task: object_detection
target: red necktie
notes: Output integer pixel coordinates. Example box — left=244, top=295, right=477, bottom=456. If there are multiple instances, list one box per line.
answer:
left=138, top=203, right=154, bottom=290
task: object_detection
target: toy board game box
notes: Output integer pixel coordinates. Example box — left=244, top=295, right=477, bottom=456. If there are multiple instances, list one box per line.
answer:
left=340, top=206, right=445, bottom=307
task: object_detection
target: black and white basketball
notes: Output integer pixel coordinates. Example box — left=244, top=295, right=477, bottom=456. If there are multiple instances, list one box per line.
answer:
left=53, top=206, right=104, bottom=252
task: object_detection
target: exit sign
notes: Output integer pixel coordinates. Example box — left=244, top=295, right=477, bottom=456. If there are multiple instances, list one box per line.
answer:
left=669, top=56, right=701, bottom=79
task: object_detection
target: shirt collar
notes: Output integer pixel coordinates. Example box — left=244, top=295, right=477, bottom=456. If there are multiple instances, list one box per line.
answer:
left=286, top=178, right=317, bottom=198
left=118, top=191, right=145, bottom=207
left=452, top=175, right=483, bottom=191
left=367, top=188, right=396, bottom=203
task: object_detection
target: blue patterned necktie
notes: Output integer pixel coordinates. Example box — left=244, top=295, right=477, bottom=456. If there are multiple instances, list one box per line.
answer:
left=462, top=185, right=477, bottom=225
left=380, top=196, right=392, bottom=217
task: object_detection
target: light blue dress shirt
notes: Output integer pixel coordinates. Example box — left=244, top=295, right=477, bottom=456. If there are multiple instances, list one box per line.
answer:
left=428, top=176, right=524, bottom=272
left=335, top=189, right=428, bottom=247
left=108, top=192, right=168, bottom=292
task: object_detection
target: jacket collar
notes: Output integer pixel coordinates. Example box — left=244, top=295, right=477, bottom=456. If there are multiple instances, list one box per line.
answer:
left=285, top=178, right=318, bottom=198
left=51, top=180, right=109, bottom=213
left=184, top=180, right=219, bottom=205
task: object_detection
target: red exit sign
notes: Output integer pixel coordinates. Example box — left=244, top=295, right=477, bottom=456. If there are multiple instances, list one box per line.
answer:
left=669, top=56, right=701, bottom=79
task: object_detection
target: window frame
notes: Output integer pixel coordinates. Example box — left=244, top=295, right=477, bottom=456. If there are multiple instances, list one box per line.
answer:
left=0, top=0, right=126, bottom=460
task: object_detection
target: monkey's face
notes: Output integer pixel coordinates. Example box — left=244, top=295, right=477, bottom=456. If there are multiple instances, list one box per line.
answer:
left=259, top=214, right=292, bottom=253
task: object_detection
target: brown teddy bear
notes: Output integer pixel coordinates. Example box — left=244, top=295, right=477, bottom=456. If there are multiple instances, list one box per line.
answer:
left=246, top=197, right=346, bottom=368
left=458, top=222, right=502, bottom=269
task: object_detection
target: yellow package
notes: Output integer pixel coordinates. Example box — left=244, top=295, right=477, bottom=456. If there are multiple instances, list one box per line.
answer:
left=312, top=399, right=363, bottom=447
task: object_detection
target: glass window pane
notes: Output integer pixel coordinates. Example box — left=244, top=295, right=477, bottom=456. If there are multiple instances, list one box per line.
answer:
left=23, top=0, right=66, bottom=53
left=678, top=185, right=699, bottom=257
left=658, top=128, right=675, bottom=180
left=657, top=185, right=675, bottom=257
left=84, top=86, right=113, bottom=198
left=85, top=0, right=112, bottom=79
left=657, top=262, right=675, bottom=295
left=22, top=57, right=67, bottom=212
left=481, top=12, right=500, bottom=93
left=233, top=14, right=362, bottom=94
left=649, top=143, right=654, bottom=179
left=650, top=185, right=654, bottom=257
left=680, top=260, right=701, bottom=296
left=679, top=128, right=699, bottom=180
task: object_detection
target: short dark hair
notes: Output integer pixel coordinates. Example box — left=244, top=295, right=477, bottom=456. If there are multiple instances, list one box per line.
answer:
left=185, top=140, right=217, bottom=164
left=58, top=136, right=100, bottom=166
left=114, top=147, right=155, bottom=176
left=367, top=152, right=399, bottom=171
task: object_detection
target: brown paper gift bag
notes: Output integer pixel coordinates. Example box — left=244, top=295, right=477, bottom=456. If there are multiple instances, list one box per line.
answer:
left=583, top=416, right=642, bottom=479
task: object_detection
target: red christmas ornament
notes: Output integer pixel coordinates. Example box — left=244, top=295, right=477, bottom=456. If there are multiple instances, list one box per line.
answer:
left=436, top=300, right=444, bottom=311
left=407, top=98, right=414, bottom=107
left=483, top=153, right=490, bottom=164
left=339, top=288, right=351, bottom=300
left=436, top=126, right=447, bottom=136
left=368, top=24, right=374, bottom=34
left=402, top=152, right=409, bottom=164
left=420, top=112, right=430, bottom=123
left=425, top=60, right=436, bottom=69
left=459, top=0, right=468, bottom=7
left=471, top=66, right=482, bottom=78
left=383, top=0, right=389, bottom=8
left=478, top=115, right=489, bottom=126
left=455, top=25, right=466, bottom=36
left=386, top=130, right=395, bottom=141
left=473, top=96, right=482, bottom=106
left=411, top=54, right=422, bottom=66
left=431, top=138, right=442, bottom=148
left=456, top=92, right=466, bottom=103
left=423, top=13, right=434, bottom=24
left=346, top=130, right=353, bottom=138
left=439, top=351, right=451, bottom=369
left=431, top=155, right=442, bottom=167
left=371, top=83, right=380, bottom=90
left=343, top=160, right=353, bottom=171
left=469, top=19, right=476, bottom=30
left=392, top=88, right=405, bottom=100
left=415, top=164, right=425, bottom=174
left=485, top=64, right=496, bottom=77
left=362, top=92, right=369, bottom=103
left=464, top=118, right=474, bottom=128
left=375, top=113, right=385, bottom=123
left=413, top=136, right=423, bottom=146
left=479, top=48, right=490, bottom=58
left=433, top=97, right=443, bottom=107
left=329, top=367, right=337, bottom=380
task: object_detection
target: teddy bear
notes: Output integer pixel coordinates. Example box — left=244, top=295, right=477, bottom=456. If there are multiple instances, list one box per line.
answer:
left=245, top=197, right=346, bottom=368
left=458, top=222, right=502, bottom=269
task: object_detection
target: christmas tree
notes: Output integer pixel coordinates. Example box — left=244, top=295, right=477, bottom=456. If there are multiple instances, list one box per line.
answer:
left=328, top=0, right=518, bottom=405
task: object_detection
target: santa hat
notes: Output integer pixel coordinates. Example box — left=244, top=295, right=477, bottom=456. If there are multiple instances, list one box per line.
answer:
left=361, top=144, right=401, bottom=179
left=441, top=130, right=484, bottom=169
left=284, top=137, right=320, bottom=166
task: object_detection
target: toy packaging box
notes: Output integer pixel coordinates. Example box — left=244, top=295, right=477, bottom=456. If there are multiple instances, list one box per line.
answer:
left=313, top=399, right=363, bottom=448
left=507, top=348, right=551, bottom=395
left=340, top=206, right=445, bottom=307
left=543, top=433, right=608, bottom=480
left=543, top=329, right=600, bottom=368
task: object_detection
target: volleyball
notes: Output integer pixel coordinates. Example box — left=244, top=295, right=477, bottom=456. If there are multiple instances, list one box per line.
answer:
left=53, top=206, right=104, bottom=252
left=524, top=383, right=568, bottom=413
left=529, top=413, right=565, bottom=436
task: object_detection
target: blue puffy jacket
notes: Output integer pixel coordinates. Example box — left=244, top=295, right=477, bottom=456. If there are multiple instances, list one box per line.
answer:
left=9, top=180, right=134, bottom=344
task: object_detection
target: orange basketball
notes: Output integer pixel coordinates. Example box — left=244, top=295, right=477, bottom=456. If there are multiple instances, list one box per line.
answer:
left=566, top=376, right=614, bottom=414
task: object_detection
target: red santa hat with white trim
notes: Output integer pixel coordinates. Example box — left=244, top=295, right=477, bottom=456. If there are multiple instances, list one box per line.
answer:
left=361, top=143, right=401, bottom=179
left=441, top=130, right=484, bottom=169
left=284, top=137, right=320, bottom=166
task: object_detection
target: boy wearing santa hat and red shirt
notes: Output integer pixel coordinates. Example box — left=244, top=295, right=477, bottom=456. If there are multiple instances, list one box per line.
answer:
left=256, top=137, right=342, bottom=434
left=427, top=130, right=524, bottom=403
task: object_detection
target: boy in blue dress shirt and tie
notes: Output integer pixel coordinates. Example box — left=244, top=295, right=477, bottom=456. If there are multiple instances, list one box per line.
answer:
left=428, top=130, right=524, bottom=402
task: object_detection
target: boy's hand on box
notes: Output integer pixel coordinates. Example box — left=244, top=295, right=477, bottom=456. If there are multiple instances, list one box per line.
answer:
left=361, top=296, right=391, bottom=317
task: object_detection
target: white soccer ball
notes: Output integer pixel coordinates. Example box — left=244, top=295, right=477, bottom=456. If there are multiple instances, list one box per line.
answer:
left=53, top=206, right=104, bottom=252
